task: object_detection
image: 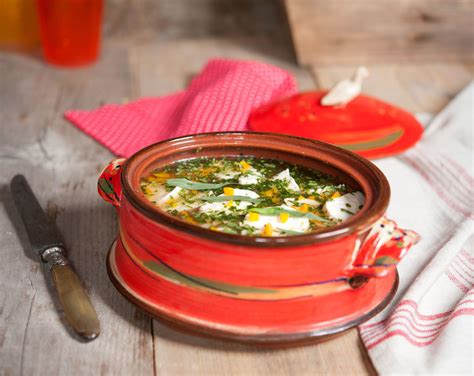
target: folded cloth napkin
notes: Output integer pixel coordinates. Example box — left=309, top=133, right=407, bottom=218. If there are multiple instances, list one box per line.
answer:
left=360, top=82, right=474, bottom=375
left=65, top=59, right=296, bottom=157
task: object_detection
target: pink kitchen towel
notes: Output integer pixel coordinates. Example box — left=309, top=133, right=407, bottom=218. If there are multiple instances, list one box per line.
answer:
left=65, top=59, right=296, bottom=157
left=359, top=82, right=474, bottom=375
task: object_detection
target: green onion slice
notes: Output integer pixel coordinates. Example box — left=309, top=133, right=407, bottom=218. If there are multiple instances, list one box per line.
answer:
left=275, top=228, right=305, bottom=235
left=166, top=178, right=227, bottom=190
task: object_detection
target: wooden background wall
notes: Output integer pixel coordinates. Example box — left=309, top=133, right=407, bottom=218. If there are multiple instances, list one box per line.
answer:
left=284, top=0, right=474, bottom=65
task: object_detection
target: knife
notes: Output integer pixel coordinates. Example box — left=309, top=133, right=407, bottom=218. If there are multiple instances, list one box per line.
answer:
left=10, top=174, right=100, bottom=341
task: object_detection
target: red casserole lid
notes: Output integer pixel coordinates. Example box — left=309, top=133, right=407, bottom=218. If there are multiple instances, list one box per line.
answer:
left=248, top=91, right=423, bottom=159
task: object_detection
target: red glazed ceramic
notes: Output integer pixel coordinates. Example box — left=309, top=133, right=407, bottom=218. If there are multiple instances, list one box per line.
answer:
left=249, top=91, right=424, bottom=160
left=98, top=132, right=419, bottom=344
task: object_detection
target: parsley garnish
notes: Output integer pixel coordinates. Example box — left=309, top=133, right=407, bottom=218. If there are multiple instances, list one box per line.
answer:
left=167, top=179, right=227, bottom=190
left=200, top=196, right=263, bottom=204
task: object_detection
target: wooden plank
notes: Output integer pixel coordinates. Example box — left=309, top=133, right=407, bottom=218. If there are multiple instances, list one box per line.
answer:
left=105, top=0, right=292, bottom=42
left=1, top=2, right=382, bottom=375
left=130, top=37, right=375, bottom=376
left=0, top=44, right=154, bottom=375
left=129, top=37, right=316, bottom=96
left=464, top=63, right=474, bottom=75
left=285, top=0, right=474, bottom=65
left=0, top=34, right=373, bottom=376
left=152, top=323, right=375, bottom=376
left=312, top=64, right=473, bottom=114
left=312, top=63, right=471, bottom=374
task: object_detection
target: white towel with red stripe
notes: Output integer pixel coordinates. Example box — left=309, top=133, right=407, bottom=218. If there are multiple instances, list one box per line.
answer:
left=359, top=83, right=474, bottom=375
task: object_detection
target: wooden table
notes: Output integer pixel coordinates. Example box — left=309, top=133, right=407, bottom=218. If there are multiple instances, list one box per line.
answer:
left=1, top=5, right=472, bottom=375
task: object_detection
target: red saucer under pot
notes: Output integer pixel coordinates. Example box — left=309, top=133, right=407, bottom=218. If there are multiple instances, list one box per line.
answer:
left=98, top=132, right=418, bottom=345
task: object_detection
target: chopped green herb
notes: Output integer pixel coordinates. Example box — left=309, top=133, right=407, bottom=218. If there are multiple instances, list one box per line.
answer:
left=276, top=228, right=305, bottom=235
left=200, top=196, right=263, bottom=204
left=166, top=178, right=227, bottom=190
left=249, top=207, right=331, bottom=223
left=221, top=227, right=239, bottom=234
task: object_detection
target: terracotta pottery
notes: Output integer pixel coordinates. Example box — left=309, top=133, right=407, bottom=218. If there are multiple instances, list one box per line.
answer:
left=98, top=132, right=419, bottom=344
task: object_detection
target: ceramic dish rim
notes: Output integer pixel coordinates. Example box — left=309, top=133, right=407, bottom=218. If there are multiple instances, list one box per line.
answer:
left=120, top=131, right=390, bottom=247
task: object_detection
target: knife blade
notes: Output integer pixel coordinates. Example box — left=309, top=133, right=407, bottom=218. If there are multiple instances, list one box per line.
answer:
left=10, top=175, right=100, bottom=341
left=10, top=175, right=65, bottom=255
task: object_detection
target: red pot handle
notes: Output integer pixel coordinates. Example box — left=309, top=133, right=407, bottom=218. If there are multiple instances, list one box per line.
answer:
left=98, top=158, right=127, bottom=208
left=346, top=217, right=420, bottom=281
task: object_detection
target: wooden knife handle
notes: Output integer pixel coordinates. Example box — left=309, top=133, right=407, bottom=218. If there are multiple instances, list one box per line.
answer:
left=51, top=264, right=100, bottom=341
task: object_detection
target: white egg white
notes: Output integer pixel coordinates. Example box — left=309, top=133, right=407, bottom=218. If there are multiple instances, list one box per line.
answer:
left=324, top=191, right=365, bottom=221
left=200, top=201, right=252, bottom=213
left=284, top=197, right=320, bottom=207
left=158, top=186, right=182, bottom=204
left=199, top=189, right=259, bottom=214
left=231, top=188, right=260, bottom=199
left=243, top=206, right=310, bottom=235
left=238, top=168, right=262, bottom=185
left=272, top=169, right=300, bottom=192
left=215, top=171, right=240, bottom=180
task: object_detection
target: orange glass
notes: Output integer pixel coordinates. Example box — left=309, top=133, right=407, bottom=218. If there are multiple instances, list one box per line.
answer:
left=36, top=0, right=103, bottom=67
left=0, top=0, right=40, bottom=51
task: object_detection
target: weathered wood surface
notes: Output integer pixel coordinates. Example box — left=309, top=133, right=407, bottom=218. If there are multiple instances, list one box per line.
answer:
left=312, top=63, right=473, bottom=114
left=1, top=2, right=473, bottom=374
left=0, top=46, right=155, bottom=376
left=285, top=0, right=474, bottom=65
left=0, top=37, right=372, bottom=376
left=129, top=38, right=376, bottom=376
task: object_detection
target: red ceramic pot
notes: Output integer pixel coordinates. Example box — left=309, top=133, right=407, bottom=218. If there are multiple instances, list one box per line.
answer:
left=98, top=132, right=419, bottom=342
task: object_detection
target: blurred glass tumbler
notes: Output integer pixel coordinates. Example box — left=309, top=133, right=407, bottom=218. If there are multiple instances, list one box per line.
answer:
left=36, top=0, right=103, bottom=67
left=0, top=0, right=40, bottom=51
